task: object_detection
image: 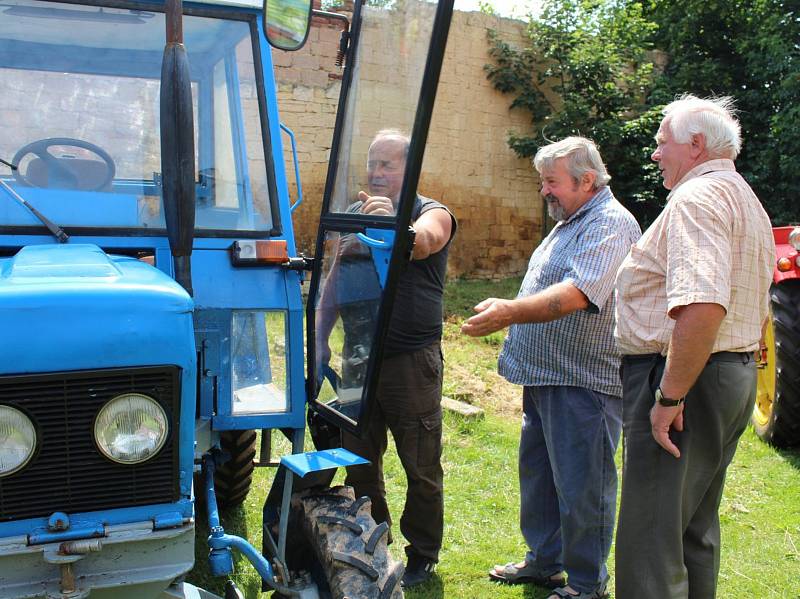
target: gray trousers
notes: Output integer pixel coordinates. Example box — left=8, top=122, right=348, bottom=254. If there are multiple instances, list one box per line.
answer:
left=615, top=352, right=755, bottom=599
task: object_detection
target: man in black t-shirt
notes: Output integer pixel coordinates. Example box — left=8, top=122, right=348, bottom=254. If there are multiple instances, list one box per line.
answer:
left=316, top=130, right=456, bottom=587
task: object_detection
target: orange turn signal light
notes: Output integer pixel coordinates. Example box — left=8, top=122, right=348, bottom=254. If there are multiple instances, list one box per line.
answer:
left=231, top=240, right=288, bottom=265
left=777, top=256, right=793, bottom=272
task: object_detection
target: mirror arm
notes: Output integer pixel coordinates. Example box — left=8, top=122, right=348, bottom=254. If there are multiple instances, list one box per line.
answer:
left=312, top=10, right=351, bottom=66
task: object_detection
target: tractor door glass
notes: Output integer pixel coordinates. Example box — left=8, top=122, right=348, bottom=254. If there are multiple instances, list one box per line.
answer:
left=314, top=230, right=386, bottom=420
left=308, top=0, right=452, bottom=434
left=324, top=1, right=439, bottom=217
left=231, top=311, right=288, bottom=414
left=0, top=0, right=274, bottom=234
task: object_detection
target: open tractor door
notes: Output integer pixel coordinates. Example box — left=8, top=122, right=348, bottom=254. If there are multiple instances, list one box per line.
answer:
left=278, top=0, right=455, bottom=439
left=261, top=0, right=456, bottom=597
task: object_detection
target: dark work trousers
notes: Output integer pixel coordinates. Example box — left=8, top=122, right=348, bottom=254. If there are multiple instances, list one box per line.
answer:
left=342, top=342, right=444, bottom=562
left=339, top=299, right=379, bottom=389
left=615, top=352, right=756, bottom=599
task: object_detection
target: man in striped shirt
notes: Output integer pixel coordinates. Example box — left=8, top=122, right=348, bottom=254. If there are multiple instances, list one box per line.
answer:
left=462, top=137, right=640, bottom=599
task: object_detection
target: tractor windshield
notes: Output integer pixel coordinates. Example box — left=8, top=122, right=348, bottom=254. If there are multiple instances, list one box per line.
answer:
left=0, top=0, right=275, bottom=235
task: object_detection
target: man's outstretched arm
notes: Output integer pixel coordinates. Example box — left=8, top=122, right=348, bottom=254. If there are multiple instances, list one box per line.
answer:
left=461, top=281, right=589, bottom=337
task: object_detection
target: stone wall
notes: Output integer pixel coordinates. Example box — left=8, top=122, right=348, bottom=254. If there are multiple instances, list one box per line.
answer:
left=275, top=9, right=540, bottom=279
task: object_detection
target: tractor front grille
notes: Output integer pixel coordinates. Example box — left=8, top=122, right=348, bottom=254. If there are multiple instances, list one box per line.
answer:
left=0, top=367, right=180, bottom=521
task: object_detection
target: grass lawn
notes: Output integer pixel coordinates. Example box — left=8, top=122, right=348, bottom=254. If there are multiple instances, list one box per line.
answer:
left=188, top=278, right=800, bottom=598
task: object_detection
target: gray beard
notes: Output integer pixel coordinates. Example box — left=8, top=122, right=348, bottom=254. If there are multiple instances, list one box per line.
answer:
left=546, top=197, right=567, bottom=222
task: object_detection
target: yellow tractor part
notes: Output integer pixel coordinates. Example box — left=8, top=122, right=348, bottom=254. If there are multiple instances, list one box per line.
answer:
left=751, top=280, right=800, bottom=447
left=754, top=314, right=776, bottom=429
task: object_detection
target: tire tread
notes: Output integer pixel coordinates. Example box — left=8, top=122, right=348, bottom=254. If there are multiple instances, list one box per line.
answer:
left=214, top=429, right=257, bottom=509
left=288, top=486, right=405, bottom=598
left=757, top=281, right=800, bottom=447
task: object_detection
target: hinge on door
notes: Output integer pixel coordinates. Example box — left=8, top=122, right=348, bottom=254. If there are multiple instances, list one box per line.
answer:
left=285, top=254, right=314, bottom=271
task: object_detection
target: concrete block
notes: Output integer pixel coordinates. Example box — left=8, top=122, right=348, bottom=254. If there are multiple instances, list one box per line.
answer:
left=442, top=396, right=485, bottom=419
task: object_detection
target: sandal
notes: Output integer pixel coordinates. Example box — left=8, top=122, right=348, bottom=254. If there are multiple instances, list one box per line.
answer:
left=488, top=561, right=566, bottom=588
left=547, top=582, right=609, bottom=599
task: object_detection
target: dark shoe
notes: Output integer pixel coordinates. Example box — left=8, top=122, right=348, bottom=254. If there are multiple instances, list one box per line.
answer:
left=401, top=554, right=436, bottom=588
left=547, top=582, right=609, bottom=599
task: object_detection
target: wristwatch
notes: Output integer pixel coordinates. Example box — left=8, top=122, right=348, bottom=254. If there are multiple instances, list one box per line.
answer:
left=655, top=387, right=685, bottom=407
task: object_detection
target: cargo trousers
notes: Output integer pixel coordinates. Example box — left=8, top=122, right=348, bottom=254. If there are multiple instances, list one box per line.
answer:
left=343, top=342, right=444, bottom=562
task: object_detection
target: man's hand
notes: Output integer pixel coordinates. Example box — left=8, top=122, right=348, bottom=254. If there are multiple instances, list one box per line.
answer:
left=650, top=402, right=685, bottom=458
left=652, top=301, right=725, bottom=459
left=461, top=282, right=589, bottom=337
left=358, top=190, right=395, bottom=216
left=461, top=298, right=515, bottom=337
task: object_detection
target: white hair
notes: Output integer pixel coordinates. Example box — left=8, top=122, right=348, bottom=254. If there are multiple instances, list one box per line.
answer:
left=370, top=129, right=410, bottom=158
left=662, top=94, right=742, bottom=159
left=533, top=136, right=611, bottom=189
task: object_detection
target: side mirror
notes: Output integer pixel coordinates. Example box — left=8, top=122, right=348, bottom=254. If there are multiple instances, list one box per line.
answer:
left=263, top=0, right=313, bottom=51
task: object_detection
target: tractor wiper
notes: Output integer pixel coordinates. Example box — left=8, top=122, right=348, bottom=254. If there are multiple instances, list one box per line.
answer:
left=0, top=176, right=69, bottom=243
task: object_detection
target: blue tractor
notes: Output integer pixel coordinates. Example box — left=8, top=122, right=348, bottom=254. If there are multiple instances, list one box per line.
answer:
left=0, top=0, right=454, bottom=596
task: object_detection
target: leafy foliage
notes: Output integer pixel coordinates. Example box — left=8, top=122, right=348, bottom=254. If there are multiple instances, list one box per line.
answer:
left=484, top=0, right=663, bottom=225
left=485, top=0, right=800, bottom=226
left=644, top=0, right=800, bottom=224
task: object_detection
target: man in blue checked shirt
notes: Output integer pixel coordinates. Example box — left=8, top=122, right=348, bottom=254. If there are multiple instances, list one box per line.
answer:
left=462, top=137, right=640, bottom=599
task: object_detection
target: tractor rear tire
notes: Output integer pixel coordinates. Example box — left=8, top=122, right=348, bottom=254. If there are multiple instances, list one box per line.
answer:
left=285, top=486, right=404, bottom=599
left=753, top=281, right=800, bottom=447
left=213, top=429, right=257, bottom=510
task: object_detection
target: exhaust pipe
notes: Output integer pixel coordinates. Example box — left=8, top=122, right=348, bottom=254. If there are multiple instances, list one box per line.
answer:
left=160, top=0, right=196, bottom=295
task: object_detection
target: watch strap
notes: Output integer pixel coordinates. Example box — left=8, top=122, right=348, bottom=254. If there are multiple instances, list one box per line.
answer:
left=656, top=387, right=685, bottom=407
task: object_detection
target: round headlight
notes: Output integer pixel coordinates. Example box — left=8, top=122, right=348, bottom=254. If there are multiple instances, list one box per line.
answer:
left=94, top=394, right=169, bottom=464
left=788, top=227, right=800, bottom=252
left=0, top=405, right=37, bottom=477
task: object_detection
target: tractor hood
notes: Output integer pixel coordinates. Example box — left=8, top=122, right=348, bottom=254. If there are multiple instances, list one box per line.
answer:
left=0, top=244, right=195, bottom=375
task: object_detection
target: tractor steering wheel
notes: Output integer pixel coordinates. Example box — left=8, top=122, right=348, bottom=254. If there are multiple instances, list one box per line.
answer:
left=12, top=137, right=116, bottom=192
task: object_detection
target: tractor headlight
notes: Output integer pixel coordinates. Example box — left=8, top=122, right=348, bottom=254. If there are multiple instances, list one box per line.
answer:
left=789, top=227, right=800, bottom=251
left=0, top=405, right=37, bottom=477
left=94, top=394, right=168, bottom=464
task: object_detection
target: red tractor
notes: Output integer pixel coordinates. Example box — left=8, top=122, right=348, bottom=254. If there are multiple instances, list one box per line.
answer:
left=753, top=225, right=800, bottom=447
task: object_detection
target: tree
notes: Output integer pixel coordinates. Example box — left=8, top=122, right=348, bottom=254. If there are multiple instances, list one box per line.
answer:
left=484, top=0, right=664, bottom=225
left=485, top=0, right=800, bottom=226
left=645, top=0, right=800, bottom=224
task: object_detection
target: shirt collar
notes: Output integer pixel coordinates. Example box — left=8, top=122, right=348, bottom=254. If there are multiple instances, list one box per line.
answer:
left=669, top=158, right=736, bottom=197
left=560, top=186, right=612, bottom=225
